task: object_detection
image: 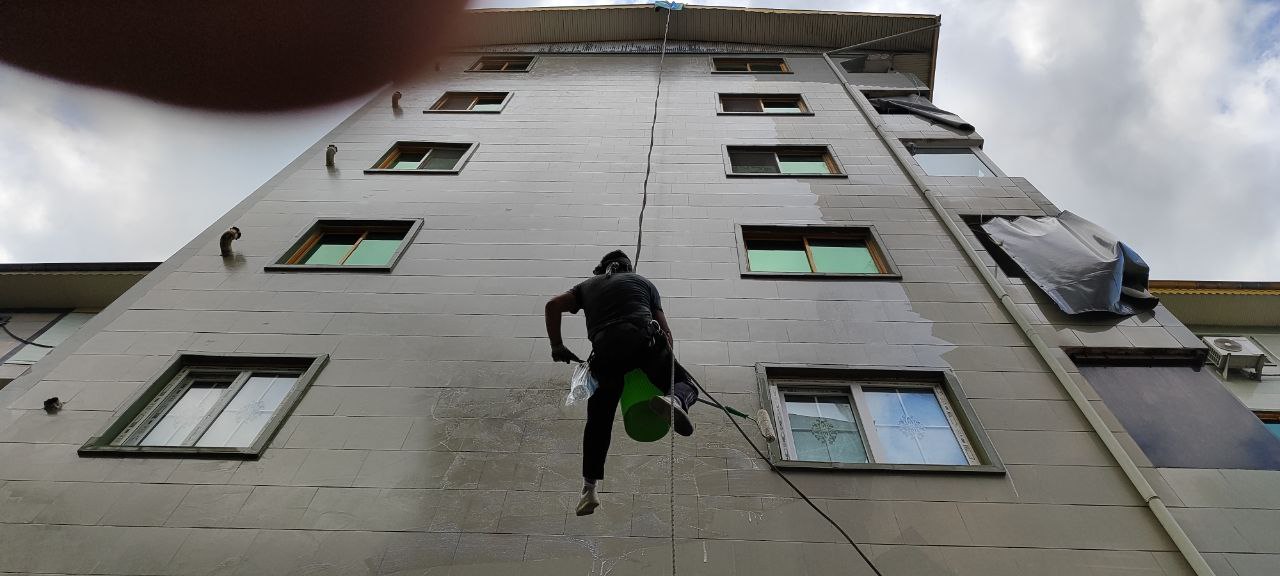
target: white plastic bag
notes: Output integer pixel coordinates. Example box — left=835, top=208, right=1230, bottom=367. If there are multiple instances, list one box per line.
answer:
left=565, top=362, right=599, bottom=407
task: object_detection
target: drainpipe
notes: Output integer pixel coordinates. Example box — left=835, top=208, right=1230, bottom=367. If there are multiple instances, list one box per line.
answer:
left=820, top=53, right=1215, bottom=576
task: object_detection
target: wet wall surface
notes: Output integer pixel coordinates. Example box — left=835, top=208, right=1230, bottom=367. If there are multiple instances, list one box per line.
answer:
left=0, top=53, right=1231, bottom=575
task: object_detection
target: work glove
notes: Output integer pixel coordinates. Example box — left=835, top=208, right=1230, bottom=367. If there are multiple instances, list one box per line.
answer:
left=551, top=343, right=583, bottom=364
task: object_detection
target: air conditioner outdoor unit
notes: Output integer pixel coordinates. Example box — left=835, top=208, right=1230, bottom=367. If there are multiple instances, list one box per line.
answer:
left=1203, top=336, right=1271, bottom=380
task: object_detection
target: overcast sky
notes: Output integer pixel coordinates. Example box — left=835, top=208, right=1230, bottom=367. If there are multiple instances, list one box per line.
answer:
left=0, top=0, right=1276, bottom=280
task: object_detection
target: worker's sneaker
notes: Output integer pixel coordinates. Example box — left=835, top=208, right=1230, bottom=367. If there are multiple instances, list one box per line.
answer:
left=650, top=395, right=694, bottom=437
left=576, top=486, right=600, bottom=516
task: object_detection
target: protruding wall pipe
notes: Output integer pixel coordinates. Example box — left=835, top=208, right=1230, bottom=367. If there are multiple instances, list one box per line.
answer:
left=820, top=53, right=1216, bottom=576
left=391, top=91, right=402, bottom=109
left=325, top=144, right=337, bottom=167
left=218, top=227, right=241, bottom=257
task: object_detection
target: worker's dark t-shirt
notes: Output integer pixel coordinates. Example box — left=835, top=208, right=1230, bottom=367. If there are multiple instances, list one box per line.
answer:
left=569, top=272, right=663, bottom=340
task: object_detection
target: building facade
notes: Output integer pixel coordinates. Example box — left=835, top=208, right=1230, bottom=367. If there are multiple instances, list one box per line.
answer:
left=0, top=262, right=156, bottom=389
left=1, top=6, right=1275, bottom=575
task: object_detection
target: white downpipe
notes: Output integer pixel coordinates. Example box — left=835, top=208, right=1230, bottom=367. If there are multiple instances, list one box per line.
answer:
left=819, top=53, right=1215, bottom=576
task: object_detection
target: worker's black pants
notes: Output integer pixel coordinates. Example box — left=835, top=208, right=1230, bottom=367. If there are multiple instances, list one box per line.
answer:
left=583, top=320, right=696, bottom=481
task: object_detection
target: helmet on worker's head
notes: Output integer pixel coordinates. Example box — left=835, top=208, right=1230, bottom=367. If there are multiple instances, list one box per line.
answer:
left=593, top=250, right=632, bottom=275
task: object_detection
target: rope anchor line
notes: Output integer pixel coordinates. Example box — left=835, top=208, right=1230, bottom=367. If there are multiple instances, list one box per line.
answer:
left=631, top=4, right=885, bottom=575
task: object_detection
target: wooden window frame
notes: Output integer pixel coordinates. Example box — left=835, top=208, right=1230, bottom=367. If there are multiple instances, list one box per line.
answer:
left=266, top=218, right=422, bottom=273
left=80, top=353, right=327, bottom=459
left=365, top=141, right=477, bottom=174
left=723, top=145, right=846, bottom=178
left=466, top=55, right=535, bottom=73
left=757, top=365, right=1005, bottom=473
left=1256, top=411, right=1280, bottom=425
left=425, top=91, right=512, bottom=114
left=717, top=93, right=813, bottom=116
left=736, top=224, right=901, bottom=280
left=711, top=57, right=792, bottom=74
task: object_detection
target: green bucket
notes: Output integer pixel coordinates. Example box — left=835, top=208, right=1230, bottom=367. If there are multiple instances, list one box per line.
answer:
left=619, top=369, right=670, bottom=442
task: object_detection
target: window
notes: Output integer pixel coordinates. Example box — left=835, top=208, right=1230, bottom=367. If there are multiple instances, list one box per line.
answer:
left=910, top=147, right=996, bottom=177
left=1, top=311, right=93, bottom=364
left=712, top=57, right=790, bottom=73
left=467, top=55, right=534, bottom=72
left=718, top=94, right=810, bottom=115
left=427, top=92, right=510, bottom=113
left=1258, top=412, right=1280, bottom=440
left=80, top=354, right=326, bottom=457
left=738, top=225, right=898, bottom=278
left=725, top=146, right=843, bottom=177
left=367, top=142, right=475, bottom=173
left=760, top=366, right=1001, bottom=472
left=266, top=219, right=421, bottom=272
left=960, top=215, right=1028, bottom=279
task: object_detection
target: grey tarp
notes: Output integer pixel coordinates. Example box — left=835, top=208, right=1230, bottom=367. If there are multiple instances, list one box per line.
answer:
left=981, top=211, right=1159, bottom=316
left=868, top=94, right=975, bottom=133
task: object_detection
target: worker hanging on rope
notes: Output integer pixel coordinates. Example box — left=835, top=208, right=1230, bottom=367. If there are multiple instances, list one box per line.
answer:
left=545, top=250, right=698, bottom=516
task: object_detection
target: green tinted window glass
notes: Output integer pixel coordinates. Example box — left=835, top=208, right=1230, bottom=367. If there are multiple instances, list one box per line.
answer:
left=344, top=233, right=404, bottom=265
left=730, top=151, right=779, bottom=174
left=809, top=240, right=879, bottom=274
left=1264, top=421, right=1280, bottom=440
left=423, top=147, right=466, bottom=170
left=746, top=239, right=811, bottom=272
left=391, top=151, right=426, bottom=170
left=438, top=95, right=475, bottom=110
left=748, top=61, right=785, bottom=72
left=477, top=60, right=505, bottom=71
left=777, top=153, right=831, bottom=174
left=302, top=233, right=359, bottom=265
left=721, top=97, right=762, bottom=112
left=761, top=98, right=801, bottom=112
left=714, top=59, right=749, bottom=71
left=472, top=97, right=504, bottom=111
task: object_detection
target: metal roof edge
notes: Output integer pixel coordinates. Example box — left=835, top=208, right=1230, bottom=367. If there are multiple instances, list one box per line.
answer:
left=468, top=4, right=940, bottom=20
left=0, top=262, right=161, bottom=274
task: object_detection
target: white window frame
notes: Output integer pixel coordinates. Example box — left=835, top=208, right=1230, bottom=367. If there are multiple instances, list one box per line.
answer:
left=769, top=378, right=980, bottom=467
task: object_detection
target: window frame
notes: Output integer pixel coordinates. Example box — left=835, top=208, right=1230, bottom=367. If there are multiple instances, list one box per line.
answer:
left=723, top=145, right=847, bottom=178
left=265, top=218, right=422, bottom=273
left=365, top=141, right=477, bottom=174
left=711, top=57, right=792, bottom=74
left=466, top=55, right=536, bottom=73
left=757, top=364, right=1004, bottom=473
left=736, top=224, right=901, bottom=279
left=906, top=143, right=1005, bottom=178
left=425, top=91, right=512, bottom=114
left=79, top=353, right=327, bottom=458
left=1257, top=411, right=1280, bottom=435
left=717, top=93, right=812, bottom=116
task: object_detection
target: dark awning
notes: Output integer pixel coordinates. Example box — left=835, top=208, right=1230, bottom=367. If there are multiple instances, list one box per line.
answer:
left=981, top=211, right=1159, bottom=316
left=868, top=94, right=974, bottom=133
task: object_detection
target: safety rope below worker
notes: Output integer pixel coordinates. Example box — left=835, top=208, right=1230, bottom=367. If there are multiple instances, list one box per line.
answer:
left=632, top=4, right=885, bottom=575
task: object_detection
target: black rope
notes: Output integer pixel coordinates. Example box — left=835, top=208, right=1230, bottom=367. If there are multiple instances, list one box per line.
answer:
left=685, top=372, right=887, bottom=576
left=0, top=320, right=53, bottom=348
left=632, top=7, right=672, bottom=272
